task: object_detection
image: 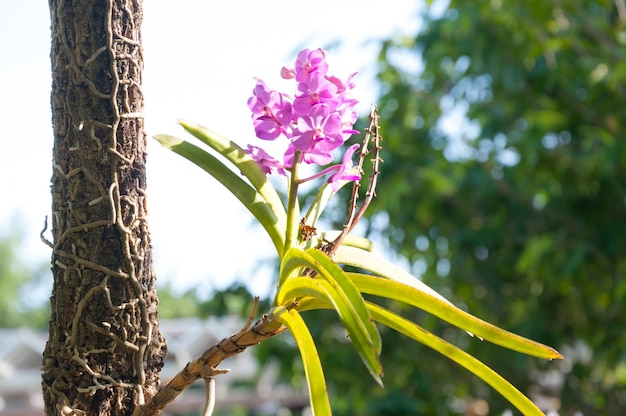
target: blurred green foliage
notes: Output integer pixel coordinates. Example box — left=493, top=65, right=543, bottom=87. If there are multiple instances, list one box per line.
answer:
left=314, top=0, right=625, bottom=414
left=0, top=226, right=50, bottom=328
left=157, top=282, right=272, bottom=320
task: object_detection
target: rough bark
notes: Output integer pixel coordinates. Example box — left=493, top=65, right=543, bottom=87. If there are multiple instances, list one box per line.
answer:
left=42, top=1, right=167, bottom=414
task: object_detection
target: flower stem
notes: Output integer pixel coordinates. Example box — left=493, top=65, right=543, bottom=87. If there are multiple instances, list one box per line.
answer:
left=284, top=151, right=302, bottom=257
left=297, top=165, right=340, bottom=185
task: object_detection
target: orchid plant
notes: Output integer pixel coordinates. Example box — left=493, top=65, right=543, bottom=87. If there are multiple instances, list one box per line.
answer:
left=154, top=48, right=562, bottom=416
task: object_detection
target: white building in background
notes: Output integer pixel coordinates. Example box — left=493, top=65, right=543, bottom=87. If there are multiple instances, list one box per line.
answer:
left=0, top=318, right=308, bottom=416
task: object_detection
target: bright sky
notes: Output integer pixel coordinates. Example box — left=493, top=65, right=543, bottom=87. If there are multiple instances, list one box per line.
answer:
left=0, top=0, right=421, bottom=299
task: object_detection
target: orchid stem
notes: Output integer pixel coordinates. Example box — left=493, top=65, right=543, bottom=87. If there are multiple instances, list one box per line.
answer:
left=297, top=165, right=340, bottom=185
left=284, top=151, right=302, bottom=257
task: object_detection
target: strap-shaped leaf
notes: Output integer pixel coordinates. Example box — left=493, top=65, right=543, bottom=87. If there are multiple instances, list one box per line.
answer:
left=277, top=275, right=381, bottom=361
left=306, top=249, right=382, bottom=356
left=178, top=120, right=287, bottom=227
left=367, top=303, right=546, bottom=416
left=319, top=232, right=374, bottom=252
left=334, top=245, right=453, bottom=306
left=303, top=181, right=334, bottom=227
left=273, top=307, right=332, bottom=416
left=295, top=296, right=334, bottom=311
left=275, top=275, right=332, bottom=307
left=277, top=248, right=383, bottom=385
left=349, top=272, right=562, bottom=360
left=279, top=248, right=381, bottom=353
left=154, top=135, right=285, bottom=254
left=278, top=247, right=308, bottom=288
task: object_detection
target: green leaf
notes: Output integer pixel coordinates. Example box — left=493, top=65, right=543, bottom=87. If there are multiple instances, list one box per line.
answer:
left=333, top=245, right=454, bottom=306
left=277, top=247, right=308, bottom=288
left=277, top=274, right=384, bottom=380
left=276, top=247, right=383, bottom=385
left=177, top=121, right=287, bottom=227
left=301, top=176, right=357, bottom=231
left=275, top=275, right=333, bottom=307
left=319, top=232, right=374, bottom=252
left=367, top=303, right=546, bottom=416
left=349, top=272, right=563, bottom=360
left=303, top=181, right=336, bottom=228
left=279, top=247, right=381, bottom=353
left=306, top=249, right=382, bottom=355
left=153, top=134, right=285, bottom=254
left=273, top=307, right=332, bottom=416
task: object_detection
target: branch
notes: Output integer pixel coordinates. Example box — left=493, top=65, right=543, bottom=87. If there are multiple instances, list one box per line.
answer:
left=133, top=298, right=286, bottom=416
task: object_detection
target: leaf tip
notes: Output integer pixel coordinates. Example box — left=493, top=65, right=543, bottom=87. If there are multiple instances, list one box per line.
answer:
left=548, top=347, right=564, bottom=360
left=374, top=373, right=384, bottom=388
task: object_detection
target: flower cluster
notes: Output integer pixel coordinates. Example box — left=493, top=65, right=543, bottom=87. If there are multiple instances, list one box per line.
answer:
left=247, top=48, right=361, bottom=191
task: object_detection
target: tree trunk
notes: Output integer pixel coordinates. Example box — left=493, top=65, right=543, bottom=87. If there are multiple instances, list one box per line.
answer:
left=42, top=1, right=167, bottom=414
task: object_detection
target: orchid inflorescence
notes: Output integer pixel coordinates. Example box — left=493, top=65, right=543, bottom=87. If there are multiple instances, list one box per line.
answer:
left=246, top=48, right=361, bottom=192
left=154, top=47, right=562, bottom=416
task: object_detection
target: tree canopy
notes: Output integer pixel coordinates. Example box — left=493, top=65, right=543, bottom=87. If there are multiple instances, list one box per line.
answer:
left=328, top=1, right=625, bottom=414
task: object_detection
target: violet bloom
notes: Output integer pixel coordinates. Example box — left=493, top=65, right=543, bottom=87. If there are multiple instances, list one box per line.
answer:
left=338, top=108, right=360, bottom=141
left=328, top=144, right=361, bottom=191
left=280, top=66, right=295, bottom=80
left=283, top=139, right=340, bottom=169
left=301, top=136, right=342, bottom=166
left=327, top=72, right=357, bottom=96
left=247, top=79, right=293, bottom=140
left=246, top=144, right=286, bottom=176
left=247, top=47, right=361, bottom=176
left=290, top=103, right=343, bottom=154
left=293, top=72, right=339, bottom=115
left=294, top=48, right=328, bottom=82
